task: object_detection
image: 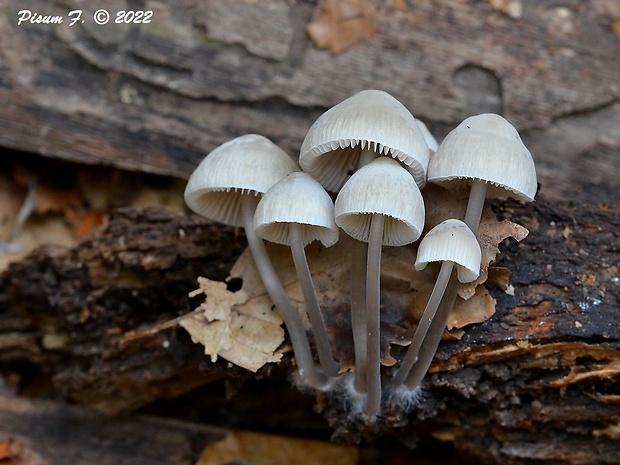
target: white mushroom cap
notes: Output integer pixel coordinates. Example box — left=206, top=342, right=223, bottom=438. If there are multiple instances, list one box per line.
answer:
left=254, top=172, right=339, bottom=248
left=300, top=90, right=430, bottom=191
left=334, top=157, right=425, bottom=247
left=184, top=134, right=299, bottom=227
left=414, top=219, right=482, bottom=283
left=428, top=114, right=537, bottom=202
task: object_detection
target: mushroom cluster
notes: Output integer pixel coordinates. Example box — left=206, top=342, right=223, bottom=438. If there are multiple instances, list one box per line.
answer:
left=184, top=90, right=537, bottom=419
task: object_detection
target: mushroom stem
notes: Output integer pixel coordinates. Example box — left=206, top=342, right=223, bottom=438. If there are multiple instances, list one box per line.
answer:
left=351, top=239, right=368, bottom=393
left=392, top=260, right=454, bottom=386
left=289, top=223, right=339, bottom=378
left=241, top=195, right=327, bottom=389
left=402, top=271, right=460, bottom=389
left=397, top=183, right=488, bottom=389
left=364, top=213, right=385, bottom=416
left=463, top=180, right=488, bottom=232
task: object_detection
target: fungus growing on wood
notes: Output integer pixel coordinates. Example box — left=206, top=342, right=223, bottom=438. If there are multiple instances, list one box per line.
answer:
left=428, top=113, right=537, bottom=233
left=335, top=156, right=425, bottom=416
left=254, top=172, right=340, bottom=379
left=399, top=114, right=538, bottom=391
left=392, top=219, right=481, bottom=390
left=184, top=134, right=328, bottom=388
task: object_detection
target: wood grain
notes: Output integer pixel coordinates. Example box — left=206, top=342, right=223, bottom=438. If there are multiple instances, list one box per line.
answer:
left=1, top=0, right=618, bottom=202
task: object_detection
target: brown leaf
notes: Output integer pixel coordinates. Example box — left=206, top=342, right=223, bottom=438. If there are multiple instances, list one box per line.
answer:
left=34, top=183, right=81, bottom=215
left=387, top=0, right=408, bottom=12
left=487, top=266, right=511, bottom=290
left=67, top=209, right=106, bottom=239
left=196, top=430, right=359, bottom=465
left=0, top=438, right=50, bottom=465
left=306, top=0, right=376, bottom=54
left=181, top=277, right=284, bottom=372
left=446, top=284, right=496, bottom=331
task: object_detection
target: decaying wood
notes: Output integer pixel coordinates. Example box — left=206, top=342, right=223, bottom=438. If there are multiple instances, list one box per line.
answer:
left=0, top=394, right=225, bottom=465
left=0, top=208, right=248, bottom=413
left=0, top=196, right=618, bottom=464
left=0, top=0, right=619, bottom=204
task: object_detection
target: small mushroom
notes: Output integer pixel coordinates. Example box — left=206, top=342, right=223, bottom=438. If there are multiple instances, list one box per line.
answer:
left=254, top=172, right=340, bottom=378
left=398, top=114, right=537, bottom=391
left=300, top=89, right=430, bottom=399
left=428, top=113, right=537, bottom=233
left=392, top=219, right=481, bottom=390
left=335, top=157, right=425, bottom=416
left=184, top=134, right=327, bottom=388
left=415, top=118, right=439, bottom=153
left=300, top=89, right=430, bottom=192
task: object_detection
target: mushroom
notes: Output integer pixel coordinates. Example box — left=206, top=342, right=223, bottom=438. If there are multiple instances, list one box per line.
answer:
left=415, top=118, right=439, bottom=153
left=300, top=89, right=430, bottom=192
left=184, top=134, right=327, bottom=388
left=335, top=157, right=425, bottom=416
left=392, top=219, right=481, bottom=390
left=397, top=114, right=537, bottom=390
left=300, top=89, right=430, bottom=397
left=427, top=113, right=537, bottom=233
left=254, top=172, right=340, bottom=378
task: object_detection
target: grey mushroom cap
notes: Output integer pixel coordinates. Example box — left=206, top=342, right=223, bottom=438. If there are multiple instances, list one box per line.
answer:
left=184, top=134, right=299, bottom=227
left=414, top=219, right=482, bottom=283
left=428, top=114, right=537, bottom=202
left=254, top=172, right=339, bottom=248
left=334, top=157, right=425, bottom=247
left=300, top=90, right=430, bottom=191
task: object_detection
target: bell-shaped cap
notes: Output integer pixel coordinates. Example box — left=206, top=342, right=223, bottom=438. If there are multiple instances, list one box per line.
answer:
left=300, top=90, right=430, bottom=192
left=334, top=157, right=425, bottom=247
left=416, top=118, right=439, bottom=152
left=428, top=114, right=537, bottom=202
left=184, top=134, right=299, bottom=227
left=254, top=172, right=339, bottom=248
left=414, top=219, right=481, bottom=283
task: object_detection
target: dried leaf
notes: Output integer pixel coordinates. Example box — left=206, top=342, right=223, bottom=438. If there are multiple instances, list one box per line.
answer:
left=181, top=277, right=284, bottom=372
left=196, top=430, right=359, bottom=465
left=487, top=0, right=523, bottom=18
left=66, top=209, right=106, bottom=238
left=306, top=0, right=376, bottom=54
left=387, top=0, right=408, bottom=12
left=0, top=438, right=50, bottom=465
left=487, top=266, right=511, bottom=290
left=461, top=211, right=529, bottom=299
left=0, top=172, right=26, bottom=224
left=446, top=284, right=496, bottom=331
left=34, top=183, right=81, bottom=214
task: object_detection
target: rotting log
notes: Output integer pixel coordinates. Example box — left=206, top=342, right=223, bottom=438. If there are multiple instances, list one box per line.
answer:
left=0, top=394, right=224, bottom=465
left=0, top=196, right=618, bottom=464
